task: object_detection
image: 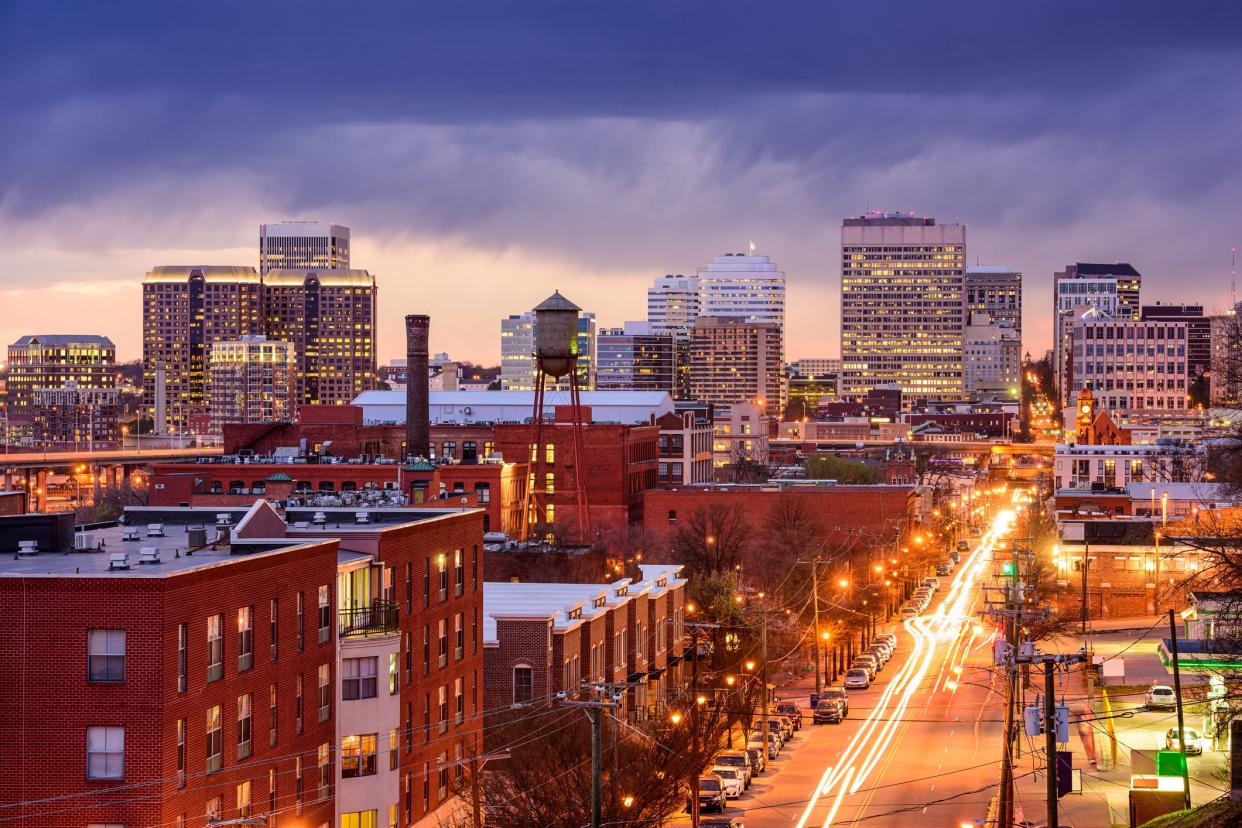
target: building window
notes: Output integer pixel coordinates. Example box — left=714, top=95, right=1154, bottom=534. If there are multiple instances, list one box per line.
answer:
left=296, top=673, right=304, bottom=735
left=177, top=622, right=187, bottom=693
left=176, top=718, right=186, bottom=787
left=270, top=598, right=278, bottom=662
left=544, top=472, right=555, bottom=495
left=545, top=442, right=555, bottom=464
left=238, top=606, right=253, bottom=672
left=454, top=613, right=464, bottom=660
left=318, top=742, right=332, bottom=801
left=438, top=685, right=448, bottom=732
left=389, top=652, right=399, bottom=694
left=343, top=656, right=378, bottom=700
left=207, top=614, right=223, bottom=682
left=342, top=733, right=378, bottom=778
left=454, top=548, right=464, bottom=597
left=206, top=796, right=221, bottom=823
left=545, top=504, right=555, bottom=525
left=295, top=757, right=303, bottom=813
left=513, top=665, right=533, bottom=704
left=405, top=561, right=413, bottom=612
left=423, top=625, right=431, bottom=675
left=296, top=591, right=305, bottom=651
left=87, top=629, right=125, bottom=683
left=269, top=767, right=277, bottom=816
left=318, top=585, right=331, bottom=644
left=475, top=482, right=491, bottom=503
left=438, top=619, right=448, bottom=667
left=667, top=510, right=677, bottom=523
left=341, top=811, right=378, bottom=828
left=438, top=555, right=448, bottom=601
left=269, top=684, right=278, bottom=746
left=237, top=693, right=252, bottom=760
left=206, top=705, right=222, bottom=774
left=86, top=726, right=124, bottom=780
left=454, top=677, right=464, bottom=724
left=388, top=728, right=399, bottom=770
left=318, top=664, right=331, bottom=723
left=236, top=779, right=251, bottom=817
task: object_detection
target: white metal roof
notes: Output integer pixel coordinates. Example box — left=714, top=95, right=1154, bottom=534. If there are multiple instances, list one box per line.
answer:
left=353, top=389, right=674, bottom=425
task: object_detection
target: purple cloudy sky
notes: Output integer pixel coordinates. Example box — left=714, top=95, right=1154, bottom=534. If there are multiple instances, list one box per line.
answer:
left=2, top=1, right=1241, bottom=364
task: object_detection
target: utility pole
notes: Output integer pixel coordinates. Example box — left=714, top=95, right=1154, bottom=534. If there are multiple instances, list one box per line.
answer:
left=690, top=630, right=701, bottom=828
left=467, top=749, right=510, bottom=827
left=812, top=558, right=822, bottom=695
left=563, top=699, right=620, bottom=828
left=1044, top=661, right=1058, bottom=828
left=760, top=615, right=770, bottom=756
left=1169, top=609, right=1192, bottom=811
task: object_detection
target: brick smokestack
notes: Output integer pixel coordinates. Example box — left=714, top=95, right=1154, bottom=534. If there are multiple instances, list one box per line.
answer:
left=405, top=315, right=430, bottom=459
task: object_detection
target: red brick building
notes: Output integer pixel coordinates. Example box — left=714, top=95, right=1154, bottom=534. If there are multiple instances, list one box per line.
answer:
left=493, top=410, right=659, bottom=533
left=482, top=565, right=687, bottom=727
left=641, top=483, right=921, bottom=551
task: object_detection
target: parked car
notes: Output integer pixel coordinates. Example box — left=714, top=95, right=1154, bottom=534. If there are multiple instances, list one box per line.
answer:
left=867, top=645, right=890, bottom=666
left=876, top=632, right=897, bottom=649
left=745, top=745, right=767, bottom=774
left=775, top=702, right=803, bottom=730
left=844, top=668, right=870, bottom=689
left=754, top=730, right=781, bottom=757
left=1146, top=684, right=1178, bottom=710
left=822, top=686, right=849, bottom=716
left=696, top=774, right=727, bottom=813
left=748, top=734, right=777, bottom=760
left=957, top=540, right=970, bottom=552
left=761, top=716, right=791, bottom=742
left=923, top=577, right=940, bottom=590
left=1165, top=727, right=1204, bottom=755
left=714, top=750, right=753, bottom=786
left=851, top=658, right=877, bottom=680
left=948, top=550, right=961, bottom=564
left=936, top=563, right=952, bottom=576
left=900, top=605, right=919, bottom=619
left=700, top=818, right=746, bottom=828
left=813, top=698, right=844, bottom=724
left=712, top=765, right=745, bottom=798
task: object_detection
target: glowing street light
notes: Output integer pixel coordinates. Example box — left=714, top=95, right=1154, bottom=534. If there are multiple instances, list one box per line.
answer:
left=670, top=712, right=683, bottom=725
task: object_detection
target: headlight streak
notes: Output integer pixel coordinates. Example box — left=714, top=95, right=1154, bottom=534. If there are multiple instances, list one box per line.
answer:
left=794, top=507, right=1010, bottom=827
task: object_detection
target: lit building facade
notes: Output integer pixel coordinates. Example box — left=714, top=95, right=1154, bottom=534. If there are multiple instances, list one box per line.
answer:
left=965, top=266, right=1022, bottom=333
left=5, top=334, right=116, bottom=422
left=595, top=323, right=677, bottom=393
left=1068, top=318, right=1188, bottom=423
left=840, top=212, right=966, bottom=402
left=1052, top=262, right=1141, bottom=402
left=1141, top=303, right=1211, bottom=378
left=689, top=317, right=783, bottom=414
left=30, top=381, right=120, bottom=447
left=963, top=313, right=1021, bottom=398
left=789, top=358, right=841, bottom=377
left=259, top=221, right=350, bottom=274
left=646, top=274, right=701, bottom=337
left=207, top=336, right=297, bottom=428
left=263, top=269, right=378, bottom=406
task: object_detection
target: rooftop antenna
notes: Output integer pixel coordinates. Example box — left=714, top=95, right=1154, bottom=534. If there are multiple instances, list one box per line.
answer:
left=1233, top=246, right=1237, bottom=310
left=749, top=240, right=757, bottom=255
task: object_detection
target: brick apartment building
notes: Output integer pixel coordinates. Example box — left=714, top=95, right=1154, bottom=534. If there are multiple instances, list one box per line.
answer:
left=493, top=407, right=659, bottom=532
left=482, top=565, right=687, bottom=727
left=0, top=499, right=484, bottom=828
left=656, top=410, right=713, bottom=485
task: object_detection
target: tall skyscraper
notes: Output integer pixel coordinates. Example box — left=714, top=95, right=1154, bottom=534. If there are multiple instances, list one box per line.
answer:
left=965, top=266, right=1022, bottom=333
left=1141, top=303, right=1211, bottom=378
left=840, top=212, right=966, bottom=402
left=1068, top=317, right=1188, bottom=424
left=5, top=334, right=116, bottom=422
left=142, top=266, right=264, bottom=431
left=259, top=221, right=350, bottom=274
left=1051, top=262, right=1141, bottom=402
left=646, top=274, right=701, bottom=336
left=499, top=310, right=595, bottom=391
left=263, top=269, right=377, bottom=406
left=689, top=316, right=783, bottom=413
left=207, top=335, right=297, bottom=428
left=696, top=252, right=785, bottom=327
left=595, top=322, right=677, bottom=392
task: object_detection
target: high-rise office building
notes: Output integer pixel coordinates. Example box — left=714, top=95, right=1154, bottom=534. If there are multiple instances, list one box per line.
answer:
left=1068, top=317, right=1188, bottom=424
left=689, top=316, right=783, bottom=413
left=5, top=334, right=116, bottom=422
left=646, top=274, right=702, bottom=336
left=1141, top=303, right=1211, bottom=378
left=31, top=381, right=120, bottom=447
left=696, top=253, right=785, bottom=327
left=263, top=269, right=377, bottom=406
left=206, top=335, right=297, bottom=427
left=965, top=266, right=1022, bottom=333
left=142, top=266, right=265, bottom=431
left=840, top=212, right=966, bottom=402
left=1051, top=262, right=1141, bottom=402
left=963, top=314, right=1022, bottom=398
left=259, top=221, right=350, bottom=274
left=789, top=358, right=842, bottom=377
left=499, top=310, right=596, bottom=391
left=596, top=322, right=677, bottom=392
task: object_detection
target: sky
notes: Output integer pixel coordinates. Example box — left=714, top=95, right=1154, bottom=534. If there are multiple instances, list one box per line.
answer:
left=2, top=1, right=1242, bottom=365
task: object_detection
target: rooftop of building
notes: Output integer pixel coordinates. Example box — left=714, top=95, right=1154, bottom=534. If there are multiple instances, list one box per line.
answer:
left=260, top=221, right=350, bottom=236
left=262, top=269, right=374, bottom=287
left=144, top=265, right=261, bottom=283
left=965, top=265, right=1020, bottom=275
left=843, top=211, right=938, bottom=227
left=1068, top=262, right=1142, bottom=278
left=9, top=334, right=116, bottom=348
left=651, top=481, right=916, bottom=493
left=482, top=564, right=685, bottom=643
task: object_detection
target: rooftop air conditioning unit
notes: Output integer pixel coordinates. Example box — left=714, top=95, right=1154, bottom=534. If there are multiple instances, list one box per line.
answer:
left=139, top=547, right=161, bottom=565
left=74, top=532, right=96, bottom=551
left=147, top=524, right=165, bottom=537
left=355, top=512, right=370, bottom=524
left=17, top=540, right=38, bottom=556
left=108, top=553, right=130, bottom=570
left=216, top=514, right=232, bottom=525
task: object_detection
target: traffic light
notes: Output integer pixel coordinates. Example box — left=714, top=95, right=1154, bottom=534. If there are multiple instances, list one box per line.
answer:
left=1000, top=561, right=1017, bottom=577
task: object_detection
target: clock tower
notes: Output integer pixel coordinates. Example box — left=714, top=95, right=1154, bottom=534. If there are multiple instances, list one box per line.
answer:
left=1074, top=386, right=1097, bottom=445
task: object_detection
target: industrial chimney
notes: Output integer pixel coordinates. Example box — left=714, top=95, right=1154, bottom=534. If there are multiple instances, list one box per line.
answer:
left=405, top=315, right=431, bottom=460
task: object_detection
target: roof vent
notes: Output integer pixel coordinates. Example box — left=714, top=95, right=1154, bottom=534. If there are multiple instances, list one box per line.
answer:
left=188, top=526, right=207, bottom=548
left=216, top=513, right=232, bottom=526
left=139, top=547, right=161, bottom=565
left=355, top=511, right=371, bottom=524
left=17, top=540, right=38, bottom=557
left=146, top=523, right=165, bottom=537
left=108, top=552, right=130, bottom=570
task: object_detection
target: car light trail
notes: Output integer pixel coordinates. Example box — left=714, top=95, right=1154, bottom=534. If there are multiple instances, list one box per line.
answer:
left=794, top=504, right=1011, bottom=827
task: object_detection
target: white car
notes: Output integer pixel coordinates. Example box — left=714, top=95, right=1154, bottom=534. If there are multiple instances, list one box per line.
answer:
left=1146, top=685, right=1178, bottom=710
left=711, top=765, right=745, bottom=798
left=844, top=668, right=870, bottom=689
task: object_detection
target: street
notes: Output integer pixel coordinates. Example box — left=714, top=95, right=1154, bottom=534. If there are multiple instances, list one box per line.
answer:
left=697, top=508, right=1015, bottom=827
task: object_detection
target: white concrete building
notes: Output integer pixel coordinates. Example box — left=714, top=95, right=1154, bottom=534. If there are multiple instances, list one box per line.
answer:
left=696, top=253, right=786, bottom=329
left=963, top=313, right=1021, bottom=398
left=646, top=274, right=701, bottom=337
left=1052, top=262, right=1141, bottom=403
left=1067, top=318, right=1189, bottom=428
left=259, top=220, right=350, bottom=274
left=1053, top=442, right=1202, bottom=490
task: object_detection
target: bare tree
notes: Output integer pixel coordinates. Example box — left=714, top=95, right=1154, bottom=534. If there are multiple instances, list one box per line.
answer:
left=726, top=441, right=777, bottom=484
left=79, top=483, right=148, bottom=523
left=669, top=502, right=754, bottom=574
left=457, top=691, right=738, bottom=828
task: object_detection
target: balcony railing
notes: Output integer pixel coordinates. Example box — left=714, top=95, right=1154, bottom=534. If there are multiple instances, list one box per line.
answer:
left=339, top=601, right=399, bottom=638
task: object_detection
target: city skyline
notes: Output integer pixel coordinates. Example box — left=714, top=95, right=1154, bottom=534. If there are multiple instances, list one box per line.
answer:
left=5, top=3, right=1242, bottom=365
